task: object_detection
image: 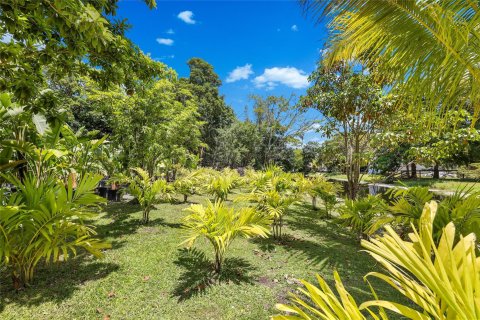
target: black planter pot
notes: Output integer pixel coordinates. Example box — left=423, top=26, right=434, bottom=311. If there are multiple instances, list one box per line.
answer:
left=97, top=187, right=108, bottom=198
left=107, top=189, right=121, bottom=202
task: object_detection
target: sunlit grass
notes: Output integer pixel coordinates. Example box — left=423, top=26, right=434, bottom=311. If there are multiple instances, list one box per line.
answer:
left=0, top=194, right=403, bottom=319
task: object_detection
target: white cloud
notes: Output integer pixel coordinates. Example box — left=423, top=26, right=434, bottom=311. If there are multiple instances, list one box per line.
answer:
left=166, top=28, right=175, bottom=34
left=226, top=64, right=254, bottom=83
left=178, top=11, right=196, bottom=24
left=156, top=54, right=175, bottom=61
left=156, top=38, right=174, bottom=46
left=291, top=24, right=299, bottom=32
left=253, top=67, right=309, bottom=89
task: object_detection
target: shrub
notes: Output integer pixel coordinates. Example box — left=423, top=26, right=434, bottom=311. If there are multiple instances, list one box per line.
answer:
left=173, top=169, right=201, bottom=203
left=181, top=200, right=271, bottom=273
left=338, top=195, right=385, bottom=241
left=274, top=201, right=480, bottom=319
left=129, top=168, right=173, bottom=223
left=204, top=168, right=240, bottom=201
left=0, top=173, right=110, bottom=288
left=241, top=166, right=299, bottom=239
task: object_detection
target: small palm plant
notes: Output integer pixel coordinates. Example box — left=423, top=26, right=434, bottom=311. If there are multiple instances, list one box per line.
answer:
left=129, top=168, right=173, bottom=224
left=204, top=169, right=240, bottom=201
left=303, top=174, right=340, bottom=218
left=241, top=167, right=299, bottom=239
left=274, top=201, right=480, bottom=319
left=338, top=195, right=385, bottom=241
left=387, top=186, right=480, bottom=243
left=0, top=173, right=110, bottom=288
left=173, top=169, right=200, bottom=203
left=181, top=200, right=271, bottom=274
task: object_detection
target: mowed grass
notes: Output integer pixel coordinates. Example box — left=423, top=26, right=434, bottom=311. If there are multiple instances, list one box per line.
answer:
left=0, top=193, right=404, bottom=319
left=327, top=173, right=480, bottom=193
left=393, top=178, right=480, bottom=193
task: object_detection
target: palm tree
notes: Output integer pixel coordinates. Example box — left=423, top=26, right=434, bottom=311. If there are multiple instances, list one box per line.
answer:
left=241, top=166, right=299, bottom=239
left=338, top=195, right=385, bottom=241
left=302, top=0, right=480, bottom=113
left=0, top=173, right=110, bottom=288
left=181, top=200, right=271, bottom=274
left=274, top=201, right=480, bottom=319
left=128, top=168, right=173, bottom=224
left=204, top=168, right=240, bottom=202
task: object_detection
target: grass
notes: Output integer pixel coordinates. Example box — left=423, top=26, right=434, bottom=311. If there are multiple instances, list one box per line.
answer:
left=393, top=178, right=480, bottom=193
left=325, top=173, right=383, bottom=183
left=326, top=173, right=480, bottom=193
left=0, top=193, right=404, bottom=319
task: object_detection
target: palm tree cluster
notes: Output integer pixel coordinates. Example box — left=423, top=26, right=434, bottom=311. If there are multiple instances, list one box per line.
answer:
left=274, top=201, right=480, bottom=319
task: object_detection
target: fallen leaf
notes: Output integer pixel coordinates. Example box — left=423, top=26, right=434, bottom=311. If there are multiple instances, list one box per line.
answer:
left=107, top=291, right=116, bottom=298
left=143, top=276, right=150, bottom=281
left=96, top=308, right=104, bottom=314
left=103, top=315, right=110, bottom=320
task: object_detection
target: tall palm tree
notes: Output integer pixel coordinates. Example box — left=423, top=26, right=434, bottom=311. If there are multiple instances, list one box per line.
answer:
left=302, top=0, right=480, bottom=114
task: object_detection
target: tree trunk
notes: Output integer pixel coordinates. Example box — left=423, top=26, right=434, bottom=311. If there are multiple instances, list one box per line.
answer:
left=143, top=208, right=150, bottom=224
left=183, top=194, right=188, bottom=203
left=12, top=273, right=22, bottom=290
left=433, top=163, right=440, bottom=179
left=312, top=196, right=317, bottom=210
left=214, top=252, right=222, bottom=274
left=410, top=162, right=417, bottom=179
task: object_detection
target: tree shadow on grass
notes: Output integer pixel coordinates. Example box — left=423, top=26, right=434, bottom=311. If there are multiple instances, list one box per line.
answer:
left=171, top=248, right=256, bottom=302
left=287, top=204, right=355, bottom=245
left=253, top=203, right=409, bottom=306
left=95, top=202, right=182, bottom=249
left=0, top=254, right=119, bottom=312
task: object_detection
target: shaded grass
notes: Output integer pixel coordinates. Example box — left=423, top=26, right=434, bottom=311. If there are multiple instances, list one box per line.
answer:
left=0, top=194, right=404, bottom=319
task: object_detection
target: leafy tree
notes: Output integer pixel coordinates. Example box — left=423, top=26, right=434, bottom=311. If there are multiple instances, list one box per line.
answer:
left=314, top=135, right=346, bottom=172
left=0, top=173, right=109, bottom=288
left=182, top=200, right=271, bottom=274
left=274, top=202, right=480, bottom=319
left=183, top=58, right=235, bottom=166
left=378, top=108, right=480, bottom=178
left=128, top=168, right=173, bottom=224
left=302, top=0, right=480, bottom=114
left=301, top=141, right=322, bottom=173
left=0, top=0, right=169, bottom=102
left=304, top=62, right=391, bottom=198
left=214, top=120, right=260, bottom=168
left=109, top=79, right=203, bottom=176
left=251, top=95, right=313, bottom=168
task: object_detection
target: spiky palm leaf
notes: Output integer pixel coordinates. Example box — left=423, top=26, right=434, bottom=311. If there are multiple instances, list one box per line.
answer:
left=0, top=173, right=109, bottom=287
left=204, top=169, right=240, bottom=201
left=303, top=0, right=480, bottom=113
left=275, top=201, right=480, bottom=319
left=338, top=195, right=385, bottom=240
left=181, top=200, right=271, bottom=273
left=129, top=167, right=173, bottom=223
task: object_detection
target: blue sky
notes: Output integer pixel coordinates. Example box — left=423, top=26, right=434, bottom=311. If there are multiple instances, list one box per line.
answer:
left=116, top=0, right=328, bottom=142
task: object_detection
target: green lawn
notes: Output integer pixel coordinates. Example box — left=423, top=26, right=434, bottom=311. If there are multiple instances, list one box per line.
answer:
left=325, top=173, right=383, bottom=183
left=0, top=193, right=403, bottom=319
left=326, top=173, right=480, bottom=193
left=393, top=179, right=480, bottom=193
